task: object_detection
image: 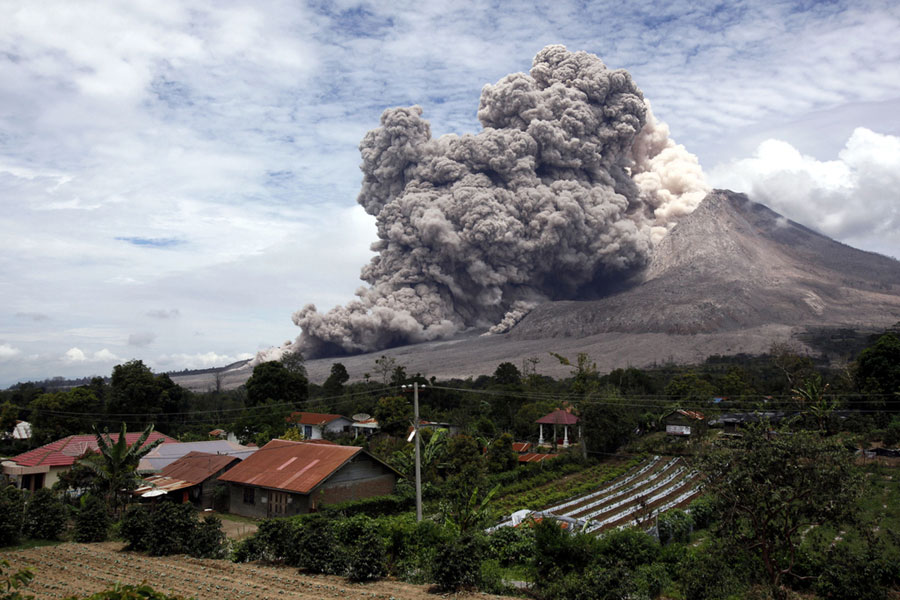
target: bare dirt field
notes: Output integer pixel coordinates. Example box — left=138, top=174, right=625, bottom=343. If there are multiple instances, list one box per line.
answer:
left=3, top=542, right=504, bottom=600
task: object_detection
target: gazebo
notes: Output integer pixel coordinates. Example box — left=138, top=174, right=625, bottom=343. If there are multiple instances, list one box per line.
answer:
left=536, top=409, right=580, bottom=448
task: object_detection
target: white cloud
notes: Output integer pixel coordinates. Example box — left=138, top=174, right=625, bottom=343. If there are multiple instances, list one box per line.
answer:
left=709, top=128, right=900, bottom=257
left=154, top=351, right=254, bottom=370
left=0, top=344, right=22, bottom=360
left=63, top=347, right=121, bottom=363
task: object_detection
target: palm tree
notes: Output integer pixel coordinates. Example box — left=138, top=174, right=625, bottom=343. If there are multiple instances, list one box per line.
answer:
left=80, top=423, right=164, bottom=516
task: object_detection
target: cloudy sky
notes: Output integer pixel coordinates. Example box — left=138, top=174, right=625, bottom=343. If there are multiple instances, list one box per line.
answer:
left=2, top=0, right=899, bottom=387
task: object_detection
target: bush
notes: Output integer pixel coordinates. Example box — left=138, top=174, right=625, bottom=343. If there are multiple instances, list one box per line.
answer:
left=431, top=532, right=485, bottom=592
left=595, top=527, right=659, bottom=570
left=191, top=516, right=226, bottom=559
left=883, top=419, right=900, bottom=448
left=658, top=509, right=693, bottom=545
left=346, top=528, right=386, bottom=582
left=120, top=505, right=152, bottom=551
left=74, top=494, right=109, bottom=543
left=532, top=518, right=596, bottom=584
left=488, top=525, right=533, bottom=566
left=24, top=488, right=67, bottom=541
left=318, top=494, right=412, bottom=518
left=0, top=486, right=26, bottom=546
left=146, top=502, right=195, bottom=556
left=248, top=518, right=301, bottom=564
left=297, top=515, right=344, bottom=575
left=687, top=494, right=716, bottom=530
left=677, top=541, right=753, bottom=600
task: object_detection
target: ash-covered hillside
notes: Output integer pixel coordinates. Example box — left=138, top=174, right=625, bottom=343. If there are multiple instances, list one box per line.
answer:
left=510, top=190, right=900, bottom=340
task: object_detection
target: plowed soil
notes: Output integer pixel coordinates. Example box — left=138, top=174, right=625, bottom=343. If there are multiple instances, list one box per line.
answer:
left=3, top=542, right=503, bottom=600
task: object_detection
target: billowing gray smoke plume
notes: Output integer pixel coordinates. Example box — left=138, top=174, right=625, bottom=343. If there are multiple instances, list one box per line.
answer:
left=292, top=45, right=708, bottom=358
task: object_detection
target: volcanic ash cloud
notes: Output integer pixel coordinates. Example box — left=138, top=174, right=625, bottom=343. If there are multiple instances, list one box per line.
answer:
left=293, top=45, right=708, bottom=357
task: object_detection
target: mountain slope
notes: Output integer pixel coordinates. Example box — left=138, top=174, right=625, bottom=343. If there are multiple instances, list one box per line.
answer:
left=509, top=190, right=900, bottom=339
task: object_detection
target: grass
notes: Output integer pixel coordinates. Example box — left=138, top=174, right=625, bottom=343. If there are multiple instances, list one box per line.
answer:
left=0, top=538, right=65, bottom=552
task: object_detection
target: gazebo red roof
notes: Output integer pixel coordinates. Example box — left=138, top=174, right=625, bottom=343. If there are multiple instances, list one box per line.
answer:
left=536, top=409, right=579, bottom=425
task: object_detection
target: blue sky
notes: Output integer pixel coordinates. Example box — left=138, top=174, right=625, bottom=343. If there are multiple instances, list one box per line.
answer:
left=1, top=0, right=899, bottom=386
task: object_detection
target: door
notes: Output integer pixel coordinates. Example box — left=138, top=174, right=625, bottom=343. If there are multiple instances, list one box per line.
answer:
left=270, top=491, right=288, bottom=516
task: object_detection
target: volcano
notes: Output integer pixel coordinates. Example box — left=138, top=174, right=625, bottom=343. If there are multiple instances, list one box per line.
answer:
left=173, top=190, right=900, bottom=389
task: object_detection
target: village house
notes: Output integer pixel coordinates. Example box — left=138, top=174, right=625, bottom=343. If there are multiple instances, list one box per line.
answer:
left=133, top=451, right=242, bottom=508
left=1, top=431, right=178, bottom=491
left=664, top=409, right=707, bottom=437
left=286, top=412, right=354, bottom=440
left=137, top=439, right=255, bottom=471
left=217, top=439, right=401, bottom=518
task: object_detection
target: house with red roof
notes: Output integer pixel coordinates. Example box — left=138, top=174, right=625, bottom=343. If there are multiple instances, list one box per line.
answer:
left=217, top=439, right=401, bottom=518
left=1, top=431, right=178, bottom=491
left=285, top=412, right=354, bottom=440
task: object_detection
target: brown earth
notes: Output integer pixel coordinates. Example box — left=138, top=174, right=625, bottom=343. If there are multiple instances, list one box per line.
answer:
left=3, top=542, right=505, bottom=600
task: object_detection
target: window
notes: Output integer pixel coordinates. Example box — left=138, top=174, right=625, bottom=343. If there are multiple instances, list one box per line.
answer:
left=243, top=486, right=255, bottom=505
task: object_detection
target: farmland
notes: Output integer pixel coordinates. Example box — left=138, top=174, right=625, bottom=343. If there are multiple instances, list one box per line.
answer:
left=2, top=542, right=505, bottom=600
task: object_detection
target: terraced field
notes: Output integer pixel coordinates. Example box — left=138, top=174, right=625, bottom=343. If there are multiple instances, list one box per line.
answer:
left=495, top=455, right=702, bottom=534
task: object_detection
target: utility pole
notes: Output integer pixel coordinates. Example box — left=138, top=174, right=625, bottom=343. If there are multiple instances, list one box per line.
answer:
left=413, top=381, right=423, bottom=522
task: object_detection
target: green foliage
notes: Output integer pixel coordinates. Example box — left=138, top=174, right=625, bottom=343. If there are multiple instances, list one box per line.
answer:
left=686, top=494, right=716, bottom=530
left=372, top=395, right=411, bottom=437
left=191, top=516, right=226, bottom=559
left=296, top=515, right=344, bottom=575
left=245, top=518, right=302, bottom=564
left=431, top=532, right=485, bottom=592
left=676, top=540, right=755, bottom=600
left=318, top=494, right=413, bottom=518
left=698, top=424, right=864, bottom=592
left=84, top=423, right=165, bottom=516
left=119, top=505, right=151, bottom=551
left=28, top=388, right=102, bottom=443
left=322, top=362, right=349, bottom=399
left=484, top=433, right=517, bottom=473
left=665, top=370, right=716, bottom=405
left=346, top=527, right=386, bottom=582
left=855, top=332, right=900, bottom=400
left=595, top=527, right=659, bottom=571
left=0, top=486, right=26, bottom=547
left=532, top=518, right=596, bottom=583
left=66, top=583, right=189, bottom=600
left=146, top=502, right=194, bottom=556
left=657, top=509, right=693, bottom=545
left=582, top=386, right=641, bottom=453
left=487, top=526, right=533, bottom=567
left=74, top=494, right=109, bottom=543
left=492, top=362, right=521, bottom=386
left=1, top=559, right=34, bottom=600
left=23, top=488, right=67, bottom=541
left=245, top=360, right=308, bottom=408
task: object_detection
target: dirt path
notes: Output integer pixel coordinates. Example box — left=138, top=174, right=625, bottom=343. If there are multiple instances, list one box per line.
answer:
left=3, top=542, right=504, bottom=600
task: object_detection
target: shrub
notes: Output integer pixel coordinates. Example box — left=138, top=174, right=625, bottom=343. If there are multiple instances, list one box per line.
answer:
left=74, top=494, right=109, bottom=543
left=247, top=518, right=301, bottom=564
left=595, top=527, right=659, bottom=570
left=532, top=518, right=596, bottom=583
left=318, top=494, right=412, bottom=518
left=146, top=502, right=195, bottom=556
left=488, top=525, right=533, bottom=567
left=24, top=488, right=67, bottom=541
left=0, top=486, right=26, bottom=547
left=297, top=515, right=344, bottom=575
left=346, top=528, right=386, bottom=582
left=657, top=509, right=693, bottom=545
left=687, top=494, right=716, bottom=530
left=191, top=516, right=226, bottom=559
left=1, top=559, right=34, bottom=600
left=120, top=505, right=152, bottom=551
left=431, top=532, right=485, bottom=592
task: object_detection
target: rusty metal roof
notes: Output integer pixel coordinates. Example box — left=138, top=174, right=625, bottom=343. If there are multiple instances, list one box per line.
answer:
left=511, top=442, right=532, bottom=453
left=133, top=475, right=195, bottom=496
left=157, top=451, right=241, bottom=485
left=217, top=439, right=364, bottom=494
left=518, top=453, right=559, bottom=463
left=536, top=409, right=579, bottom=425
left=286, top=412, right=348, bottom=426
left=674, top=409, right=706, bottom=421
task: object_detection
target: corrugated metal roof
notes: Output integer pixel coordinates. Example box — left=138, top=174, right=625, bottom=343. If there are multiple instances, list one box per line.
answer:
left=138, top=440, right=255, bottom=471
left=518, top=453, right=559, bottom=463
left=217, top=439, right=362, bottom=494
left=536, top=409, right=579, bottom=425
left=10, top=432, right=178, bottom=468
left=133, top=475, right=195, bottom=496
left=675, top=409, right=706, bottom=421
left=157, top=451, right=241, bottom=484
left=286, top=412, right=348, bottom=426
left=511, top=442, right=532, bottom=453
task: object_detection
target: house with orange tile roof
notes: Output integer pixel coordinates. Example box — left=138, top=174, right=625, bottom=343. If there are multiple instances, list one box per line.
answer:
left=1, top=431, right=178, bottom=491
left=217, top=439, right=401, bottom=518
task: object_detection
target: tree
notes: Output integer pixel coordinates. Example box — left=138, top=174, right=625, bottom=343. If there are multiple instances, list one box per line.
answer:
left=245, top=360, right=308, bottom=408
left=23, top=488, right=67, bottom=540
left=0, top=401, right=17, bottom=435
left=485, top=433, right=518, bottom=473
left=0, top=486, right=25, bottom=546
left=322, top=363, right=349, bottom=398
left=373, top=355, right=398, bottom=386
left=581, top=386, right=640, bottom=454
left=81, top=423, right=165, bottom=516
left=29, top=388, right=103, bottom=442
left=280, top=349, right=307, bottom=377
left=664, top=370, right=716, bottom=406
left=108, top=360, right=163, bottom=425
left=493, top=362, right=521, bottom=386
left=372, top=395, right=411, bottom=437
left=854, top=332, right=900, bottom=405
left=792, top=374, right=837, bottom=431
left=697, top=424, right=864, bottom=597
